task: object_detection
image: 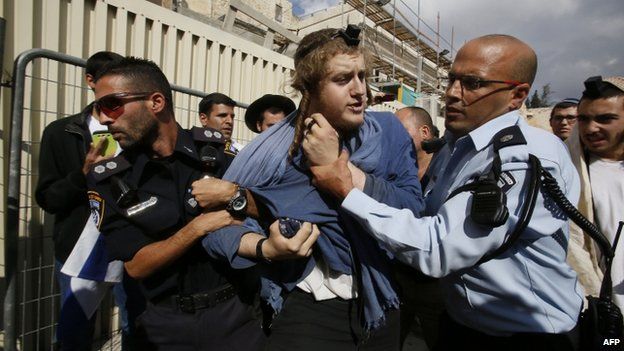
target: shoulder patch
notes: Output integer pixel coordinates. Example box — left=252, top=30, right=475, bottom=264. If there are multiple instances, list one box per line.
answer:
left=90, top=155, right=131, bottom=183
left=493, top=125, right=526, bottom=152
left=224, top=140, right=238, bottom=156
left=191, top=126, right=226, bottom=144
left=88, top=191, right=105, bottom=229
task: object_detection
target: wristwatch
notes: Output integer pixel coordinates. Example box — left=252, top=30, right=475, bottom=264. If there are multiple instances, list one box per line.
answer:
left=226, top=186, right=247, bottom=216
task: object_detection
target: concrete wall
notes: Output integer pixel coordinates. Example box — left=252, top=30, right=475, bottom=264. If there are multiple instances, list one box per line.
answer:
left=183, top=0, right=298, bottom=31
left=525, top=106, right=554, bottom=132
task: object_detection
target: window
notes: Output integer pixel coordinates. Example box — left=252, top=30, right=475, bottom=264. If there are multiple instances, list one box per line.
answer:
left=275, top=4, right=283, bottom=22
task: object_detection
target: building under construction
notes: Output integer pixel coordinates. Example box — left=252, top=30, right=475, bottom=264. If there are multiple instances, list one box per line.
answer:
left=168, top=0, right=455, bottom=126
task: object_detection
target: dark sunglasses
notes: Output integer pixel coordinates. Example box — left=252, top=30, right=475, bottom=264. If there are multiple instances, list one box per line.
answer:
left=93, top=92, right=154, bottom=119
left=441, top=74, right=523, bottom=91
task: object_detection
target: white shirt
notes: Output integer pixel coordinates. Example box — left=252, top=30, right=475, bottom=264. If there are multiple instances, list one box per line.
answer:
left=296, top=256, right=357, bottom=301
left=589, top=155, right=624, bottom=311
left=87, top=114, right=107, bottom=134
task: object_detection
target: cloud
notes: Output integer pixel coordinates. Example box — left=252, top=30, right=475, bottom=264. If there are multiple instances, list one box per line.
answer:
left=287, top=0, right=623, bottom=101
left=392, top=0, right=624, bottom=101
left=291, top=0, right=340, bottom=16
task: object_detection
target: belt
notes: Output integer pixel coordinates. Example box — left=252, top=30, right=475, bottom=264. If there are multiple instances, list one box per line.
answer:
left=155, top=284, right=237, bottom=313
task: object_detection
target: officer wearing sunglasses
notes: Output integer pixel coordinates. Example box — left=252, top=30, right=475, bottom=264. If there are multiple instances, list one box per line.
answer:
left=87, top=57, right=265, bottom=350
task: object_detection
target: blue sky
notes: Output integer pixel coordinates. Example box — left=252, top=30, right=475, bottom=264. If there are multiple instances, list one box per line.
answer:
left=290, top=0, right=624, bottom=103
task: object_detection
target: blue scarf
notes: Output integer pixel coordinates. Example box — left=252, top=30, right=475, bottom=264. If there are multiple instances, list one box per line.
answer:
left=224, top=111, right=399, bottom=331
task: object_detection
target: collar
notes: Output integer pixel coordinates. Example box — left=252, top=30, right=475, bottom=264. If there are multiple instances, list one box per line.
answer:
left=467, top=110, right=523, bottom=152
left=69, top=102, right=95, bottom=128
left=173, top=125, right=200, bottom=161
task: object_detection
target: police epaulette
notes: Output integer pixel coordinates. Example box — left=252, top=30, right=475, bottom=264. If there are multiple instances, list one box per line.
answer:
left=492, top=125, right=526, bottom=151
left=90, top=155, right=131, bottom=183
left=191, top=126, right=226, bottom=144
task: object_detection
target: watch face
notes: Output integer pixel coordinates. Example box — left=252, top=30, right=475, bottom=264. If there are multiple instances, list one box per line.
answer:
left=232, top=197, right=247, bottom=211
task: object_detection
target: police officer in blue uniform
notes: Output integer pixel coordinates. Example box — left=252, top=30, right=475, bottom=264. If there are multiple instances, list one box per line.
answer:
left=87, top=57, right=265, bottom=350
left=307, top=35, right=583, bottom=351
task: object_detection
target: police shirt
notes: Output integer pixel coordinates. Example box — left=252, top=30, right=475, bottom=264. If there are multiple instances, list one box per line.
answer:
left=340, top=111, right=584, bottom=335
left=88, top=126, right=233, bottom=301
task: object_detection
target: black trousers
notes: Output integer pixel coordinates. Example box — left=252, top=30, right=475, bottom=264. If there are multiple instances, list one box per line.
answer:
left=394, top=262, right=444, bottom=349
left=435, top=312, right=579, bottom=351
left=135, top=295, right=266, bottom=351
left=266, top=289, right=401, bottom=351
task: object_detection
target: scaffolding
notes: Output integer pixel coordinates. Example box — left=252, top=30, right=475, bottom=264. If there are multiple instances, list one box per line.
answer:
left=346, top=0, right=454, bottom=97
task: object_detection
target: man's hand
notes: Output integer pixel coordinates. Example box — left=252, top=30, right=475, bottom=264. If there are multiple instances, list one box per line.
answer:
left=82, top=139, right=110, bottom=175
left=262, top=221, right=321, bottom=260
left=188, top=209, right=237, bottom=239
left=191, top=178, right=238, bottom=209
left=125, top=209, right=239, bottom=280
left=310, top=150, right=354, bottom=200
left=302, top=113, right=340, bottom=166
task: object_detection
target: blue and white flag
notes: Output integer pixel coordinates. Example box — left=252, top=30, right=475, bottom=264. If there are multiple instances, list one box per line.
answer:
left=60, top=213, right=123, bottom=319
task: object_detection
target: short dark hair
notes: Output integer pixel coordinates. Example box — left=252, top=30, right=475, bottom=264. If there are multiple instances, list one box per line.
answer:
left=401, top=106, right=434, bottom=130
left=85, top=51, right=123, bottom=77
left=198, top=93, right=236, bottom=115
left=550, top=98, right=579, bottom=119
left=95, top=57, right=174, bottom=115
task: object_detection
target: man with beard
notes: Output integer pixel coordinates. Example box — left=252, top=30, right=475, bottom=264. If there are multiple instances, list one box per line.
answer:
left=193, top=25, right=424, bottom=350
left=87, top=57, right=266, bottom=350
left=566, top=76, right=624, bottom=316
left=309, top=34, right=583, bottom=350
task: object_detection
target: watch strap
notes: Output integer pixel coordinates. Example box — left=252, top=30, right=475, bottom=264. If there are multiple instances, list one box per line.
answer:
left=255, top=237, right=271, bottom=263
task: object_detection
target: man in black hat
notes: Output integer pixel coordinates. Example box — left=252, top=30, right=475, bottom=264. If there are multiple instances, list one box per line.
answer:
left=244, top=94, right=296, bottom=133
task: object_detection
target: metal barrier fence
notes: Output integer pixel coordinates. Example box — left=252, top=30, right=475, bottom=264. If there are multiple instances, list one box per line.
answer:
left=4, top=48, right=250, bottom=351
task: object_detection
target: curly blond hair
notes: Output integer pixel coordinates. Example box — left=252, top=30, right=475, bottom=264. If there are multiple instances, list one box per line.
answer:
left=288, top=28, right=372, bottom=157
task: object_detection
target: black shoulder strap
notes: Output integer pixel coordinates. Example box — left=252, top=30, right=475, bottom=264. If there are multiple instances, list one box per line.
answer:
left=477, top=126, right=531, bottom=264
left=89, top=155, right=132, bottom=183
left=447, top=125, right=527, bottom=202
left=190, top=126, right=227, bottom=144
left=444, top=125, right=535, bottom=265
left=476, top=154, right=541, bottom=265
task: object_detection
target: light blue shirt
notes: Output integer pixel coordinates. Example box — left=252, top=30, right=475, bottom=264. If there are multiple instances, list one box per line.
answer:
left=342, top=110, right=583, bottom=336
